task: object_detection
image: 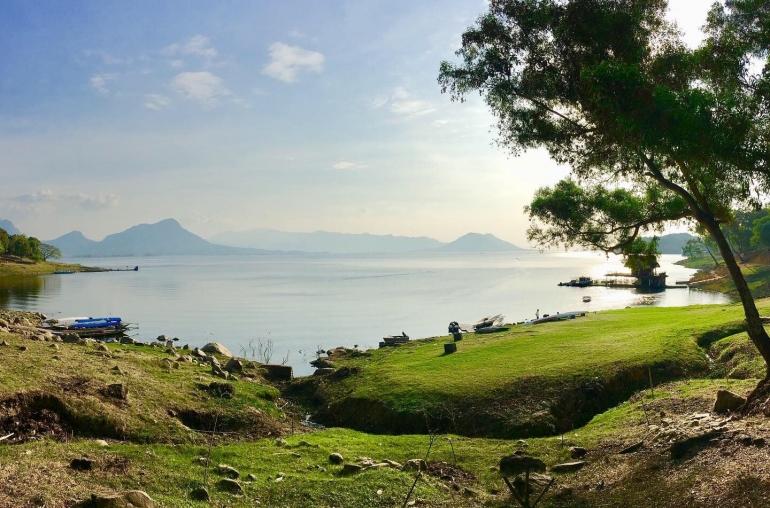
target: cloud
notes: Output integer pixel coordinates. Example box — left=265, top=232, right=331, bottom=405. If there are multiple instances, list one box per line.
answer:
left=263, top=43, right=324, bottom=83
left=171, top=72, right=230, bottom=105
left=83, top=49, right=132, bottom=65
left=90, top=74, right=117, bottom=95
left=371, top=87, right=436, bottom=118
left=1, top=190, right=119, bottom=215
left=144, top=94, right=171, bottom=110
left=162, top=35, right=218, bottom=59
left=170, top=60, right=184, bottom=69
left=331, top=161, right=367, bottom=170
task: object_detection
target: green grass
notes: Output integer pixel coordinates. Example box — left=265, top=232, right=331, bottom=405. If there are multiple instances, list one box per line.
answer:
left=308, top=303, right=765, bottom=437
left=0, top=258, right=101, bottom=277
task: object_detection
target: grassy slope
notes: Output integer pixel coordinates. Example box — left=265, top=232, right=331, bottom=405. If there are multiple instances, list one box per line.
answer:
left=1, top=379, right=764, bottom=507
left=0, top=328, right=282, bottom=444
left=308, top=303, right=764, bottom=436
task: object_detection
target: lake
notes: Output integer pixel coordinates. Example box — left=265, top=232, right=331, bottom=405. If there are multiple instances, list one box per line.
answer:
left=0, top=251, right=729, bottom=375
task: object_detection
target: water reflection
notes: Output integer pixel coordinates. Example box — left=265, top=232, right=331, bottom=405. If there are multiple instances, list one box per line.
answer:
left=0, top=275, right=60, bottom=308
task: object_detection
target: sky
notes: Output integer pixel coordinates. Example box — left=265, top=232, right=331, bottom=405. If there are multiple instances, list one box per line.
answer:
left=0, top=0, right=715, bottom=245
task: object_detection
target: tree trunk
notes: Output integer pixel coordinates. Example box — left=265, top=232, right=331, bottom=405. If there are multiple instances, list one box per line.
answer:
left=704, top=246, right=720, bottom=267
left=707, top=221, right=770, bottom=377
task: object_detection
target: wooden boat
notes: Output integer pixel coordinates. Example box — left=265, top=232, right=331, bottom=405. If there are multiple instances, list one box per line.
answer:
left=52, top=270, right=75, bottom=274
left=382, top=333, right=409, bottom=343
left=558, top=276, right=593, bottom=287
left=475, top=326, right=510, bottom=334
left=524, top=310, right=587, bottom=325
left=473, top=314, right=504, bottom=331
left=39, top=316, right=131, bottom=339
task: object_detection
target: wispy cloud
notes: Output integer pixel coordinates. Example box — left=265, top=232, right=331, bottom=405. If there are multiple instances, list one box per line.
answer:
left=371, top=87, right=436, bottom=118
left=170, top=60, right=184, bottom=69
left=331, top=161, right=367, bottom=170
left=262, top=43, right=324, bottom=83
left=144, top=94, right=171, bottom=111
left=1, top=190, right=119, bottom=215
left=162, top=35, right=218, bottom=59
left=90, top=74, right=117, bottom=95
left=171, top=72, right=230, bottom=105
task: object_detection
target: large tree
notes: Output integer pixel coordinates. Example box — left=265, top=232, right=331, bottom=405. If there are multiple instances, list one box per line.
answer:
left=439, top=0, right=770, bottom=375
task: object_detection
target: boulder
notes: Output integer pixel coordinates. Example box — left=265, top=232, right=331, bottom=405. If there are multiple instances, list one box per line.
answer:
left=156, top=335, right=168, bottom=342
left=0, top=340, right=9, bottom=347
left=70, top=458, right=94, bottom=471
left=119, top=337, right=137, bottom=345
left=0, top=318, right=9, bottom=328
left=309, top=358, right=335, bottom=369
left=217, top=478, right=243, bottom=495
left=569, top=446, right=587, bottom=459
left=313, top=368, right=335, bottom=376
left=192, top=347, right=208, bottom=358
left=224, top=358, right=243, bottom=373
left=201, top=342, right=233, bottom=357
left=176, top=355, right=194, bottom=363
left=92, top=491, right=155, bottom=508
left=62, top=333, right=84, bottom=344
left=329, top=453, right=344, bottom=464
left=714, top=389, right=746, bottom=413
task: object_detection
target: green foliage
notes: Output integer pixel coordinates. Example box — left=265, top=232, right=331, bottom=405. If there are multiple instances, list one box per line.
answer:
left=621, top=237, right=660, bottom=275
left=38, top=243, right=62, bottom=261
left=751, top=215, right=770, bottom=249
left=0, top=228, right=8, bottom=251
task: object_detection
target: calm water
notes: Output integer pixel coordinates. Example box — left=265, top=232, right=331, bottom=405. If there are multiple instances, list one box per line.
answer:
left=0, top=251, right=729, bottom=375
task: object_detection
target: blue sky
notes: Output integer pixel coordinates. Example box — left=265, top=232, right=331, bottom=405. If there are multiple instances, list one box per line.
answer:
left=0, top=0, right=713, bottom=244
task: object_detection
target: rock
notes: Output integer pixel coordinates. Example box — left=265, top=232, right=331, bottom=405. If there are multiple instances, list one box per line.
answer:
left=0, top=319, right=8, bottom=328
left=209, top=382, right=235, bottom=399
left=91, top=491, right=155, bottom=508
left=569, top=446, right=587, bottom=459
left=500, top=455, right=546, bottom=476
left=247, top=473, right=257, bottom=481
left=201, top=342, right=233, bottom=357
left=512, top=473, right=553, bottom=495
left=462, top=487, right=479, bottom=497
left=176, top=355, right=194, bottom=363
left=382, top=459, right=403, bottom=469
left=275, top=438, right=288, bottom=447
left=212, top=364, right=228, bottom=378
left=738, top=434, right=753, bottom=446
left=309, top=358, right=335, bottom=369
left=190, top=487, right=211, bottom=502
left=192, top=347, right=208, bottom=358
left=753, top=437, right=766, bottom=447
left=150, top=342, right=165, bottom=348
left=111, top=365, right=124, bottom=375
left=97, top=344, right=109, bottom=352
left=195, top=457, right=211, bottom=466
left=62, top=333, right=84, bottom=344
left=216, top=464, right=240, bottom=478
left=224, top=358, right=243, bottom=373
left=329, top=452, right=344, bottom=464
left=70, top=458, right=94, bottom=471
left=619, top=440, right=644, bottom=454
left=106, top=383, right=128, bottom=400
left=670, top=432, right=719, bottom=459
left=551, top=461, right=586, bottom=473
left=183, top=344, right=189, bottom=350
left=402, top=459, right=427, bottom=472
left=0, top=340, right=9, bottom=346
left=313, top=368, right=335, bottom=376
left=156, top=335, right=168, bottom=342
left=714, top=389, right=746, bottom=413
left=341, top=463, right=364, bottom=474
left=95, top=439, right=110, bottom=447
left=217, top=478, right=243, bottom=495
left=262, top=364, right=293, bottom=381
left=119, top=337, right=137, bottom=345
left=18, top=345, right=27, bottom=351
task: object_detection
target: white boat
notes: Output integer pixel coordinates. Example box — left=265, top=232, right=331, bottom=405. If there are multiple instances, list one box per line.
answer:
left=583, top=296, right=592, bottom=302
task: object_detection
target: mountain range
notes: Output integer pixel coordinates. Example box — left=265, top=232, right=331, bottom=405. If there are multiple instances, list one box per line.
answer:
left=45, top=220, right=523, bottom=257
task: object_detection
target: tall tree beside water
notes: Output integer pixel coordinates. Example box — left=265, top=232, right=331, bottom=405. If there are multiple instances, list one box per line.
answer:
left=438, top=0, right=770, bottom=378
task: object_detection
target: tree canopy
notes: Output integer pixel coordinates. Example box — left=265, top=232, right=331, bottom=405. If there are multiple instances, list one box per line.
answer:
left=439, top=0, right=770, bottom=373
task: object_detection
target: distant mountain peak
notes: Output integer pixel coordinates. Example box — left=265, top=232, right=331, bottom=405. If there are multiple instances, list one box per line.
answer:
left=0, top=219, right=20, bottom=235
left=436, top=232, right=522, bottom=252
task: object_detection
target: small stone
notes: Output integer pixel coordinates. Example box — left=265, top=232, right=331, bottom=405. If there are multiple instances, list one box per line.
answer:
left=195, top=457, right=211, bottom=466
left=97, top=344, right=109, bottom=352
left=753, top=437, right=766, bottom=447
left=739, top=434, right=753, bottom=446
left=0, top=340, right=9, bottom=347
left=275, top=438, right=288, bottom=447
left=18, top=345, right=27, bottom=351
left=247, top=473, right=257, bottom=481
left=95, top=439, right=109, bottom=447
left=209, top=382, right=235, bottom=399
left=106, top=383, right=128, bottom=400
left=329, top=452, right=344, bottom=464
left=569, top=446, right=587, bottom=459
left=500, top=455, right=546, bottom=476
left=224, top=358, right=243, bottom=373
